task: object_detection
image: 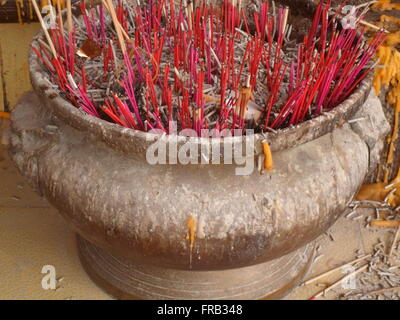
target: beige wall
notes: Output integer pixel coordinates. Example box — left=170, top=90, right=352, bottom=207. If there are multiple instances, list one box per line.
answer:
left=0, top=23, right=39, bottom=112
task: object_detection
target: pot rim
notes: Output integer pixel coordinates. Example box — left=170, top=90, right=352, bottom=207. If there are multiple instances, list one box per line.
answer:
left=29, top=31, right=373, bottom=153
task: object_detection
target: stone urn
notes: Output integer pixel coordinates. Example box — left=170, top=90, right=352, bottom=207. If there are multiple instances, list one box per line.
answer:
left=8, top=3, right=390, bottom=299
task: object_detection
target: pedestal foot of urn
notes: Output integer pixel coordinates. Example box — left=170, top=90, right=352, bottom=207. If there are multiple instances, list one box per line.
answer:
left=77, top=236, right=314, bottom=300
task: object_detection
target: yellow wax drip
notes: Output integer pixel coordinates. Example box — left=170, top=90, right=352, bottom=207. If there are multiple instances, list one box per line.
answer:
left=187, top=216, right=197, bottom=250
left=372, top=0, right=400, bottom=11
left=379, top=14, right=400, bottom=27
left=40, top=0, right=65, bottom=10
left=357, top=15, right=400, bottom=208
left=15, top=0, right=24, bottom=24
left=0, top=112, right=11, bottom=119
left=262, top=141, right=273, bottom=172
left=375, top=40, right=400, bottom=172
left=28, top=0, right=33, bottom=20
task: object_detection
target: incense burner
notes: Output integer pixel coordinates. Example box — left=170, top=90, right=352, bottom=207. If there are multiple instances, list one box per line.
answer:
left=8, top=40, right=390, bottom=298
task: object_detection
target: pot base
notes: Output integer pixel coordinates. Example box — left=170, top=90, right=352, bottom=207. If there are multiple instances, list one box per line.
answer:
left=77, top=236, right=314, bottom=300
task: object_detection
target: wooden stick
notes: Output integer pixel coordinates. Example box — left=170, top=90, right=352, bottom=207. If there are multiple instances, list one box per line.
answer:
left=102, top=0, right=130, bottom=41
left=66, top=0, right=72, bottom=33
left=370, top=220, right=400, bottom=228
left=312, top=264, right=368, bottom=299
left=359, top=18, right=390, bottom=34
left=31, top=0, right=58, bottom=58
left=282, top=6, right=289, bottom=36
left=303, top=254, right=371, bottom=286
left=103, top=0, right=127, bottom=54
left=38, top=38, right=52, bottom=52
left=57, top=0, right=64, bottom=34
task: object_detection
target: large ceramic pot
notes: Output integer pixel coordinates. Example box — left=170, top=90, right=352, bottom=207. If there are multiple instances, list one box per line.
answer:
left=8, top=7, right=390, bottom=298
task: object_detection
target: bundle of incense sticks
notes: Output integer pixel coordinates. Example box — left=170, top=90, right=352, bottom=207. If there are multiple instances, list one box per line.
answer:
left=31, top=0, right=386, bottom=135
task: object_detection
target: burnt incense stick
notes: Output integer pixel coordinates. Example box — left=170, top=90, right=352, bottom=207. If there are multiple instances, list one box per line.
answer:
left=311, top=264, right=369, bottom=299
left=31, top=0, right=58, bottom=58
left=101, top=0, right=130, bottom=41
left=103, top=0, right=127, bottom=54
left=66, top=0, right=73, bottom=33
left=303, top=254, right=371, bottom=286
left=57, top=0, right=64, bottom=34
